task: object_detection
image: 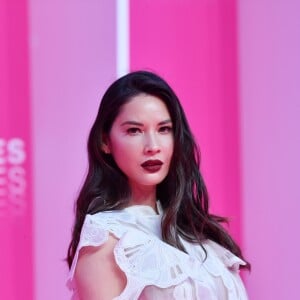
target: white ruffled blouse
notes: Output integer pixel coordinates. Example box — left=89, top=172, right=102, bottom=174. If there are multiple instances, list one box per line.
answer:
left=68, top=202, right=248, bottom=299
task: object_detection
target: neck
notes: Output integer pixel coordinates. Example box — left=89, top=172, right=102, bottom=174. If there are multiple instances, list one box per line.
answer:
left=128, top=184, right=157, bottom=211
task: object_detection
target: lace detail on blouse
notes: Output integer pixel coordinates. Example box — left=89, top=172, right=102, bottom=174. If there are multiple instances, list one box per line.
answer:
left=67, top=205, right=248, bottom=300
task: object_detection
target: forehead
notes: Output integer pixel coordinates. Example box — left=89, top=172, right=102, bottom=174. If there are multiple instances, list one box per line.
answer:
left=116, top=94, right=171, bottom=121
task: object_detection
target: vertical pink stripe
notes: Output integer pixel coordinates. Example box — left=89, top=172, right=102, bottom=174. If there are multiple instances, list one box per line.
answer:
left=130, top=0, right=241, bottom=242
left=29, top=1, right=117, bottom=298
left=0, top=0, right=34, bottom=299
left=239, top=1, right=300, bottom=298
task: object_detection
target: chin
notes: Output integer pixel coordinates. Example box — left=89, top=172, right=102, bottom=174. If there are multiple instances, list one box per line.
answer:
left=142, top=176, right=167, bottom=186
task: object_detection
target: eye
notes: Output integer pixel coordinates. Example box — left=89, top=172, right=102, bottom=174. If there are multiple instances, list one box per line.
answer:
left=159, top=126, right=173, bottom=134
left=127, top=127, right=142, bottom=135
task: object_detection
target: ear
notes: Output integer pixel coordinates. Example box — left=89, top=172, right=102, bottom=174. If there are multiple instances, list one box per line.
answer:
left=101, top=143, right=111, bottom=154
left=101, top=134, right=111, bottom=154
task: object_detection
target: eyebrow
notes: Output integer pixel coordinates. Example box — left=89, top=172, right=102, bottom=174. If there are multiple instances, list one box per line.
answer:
left=120, top=119, right=172, bottom=126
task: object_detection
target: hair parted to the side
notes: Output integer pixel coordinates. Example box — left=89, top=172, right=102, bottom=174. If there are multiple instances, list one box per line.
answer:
left=67, top=70, right=250, bottom=270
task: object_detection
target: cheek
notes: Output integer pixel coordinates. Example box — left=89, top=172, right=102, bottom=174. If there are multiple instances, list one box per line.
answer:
left=162, top=137, right=174, bottom=156
left=109, top=137, right=140, bottom=161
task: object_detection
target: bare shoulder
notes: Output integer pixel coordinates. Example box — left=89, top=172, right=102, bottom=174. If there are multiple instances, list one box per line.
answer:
left=74, top=234, right=127, bottom=300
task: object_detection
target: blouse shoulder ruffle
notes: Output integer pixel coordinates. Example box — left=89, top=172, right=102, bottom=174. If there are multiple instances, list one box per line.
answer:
left=68, top=210, right=247, bottom=300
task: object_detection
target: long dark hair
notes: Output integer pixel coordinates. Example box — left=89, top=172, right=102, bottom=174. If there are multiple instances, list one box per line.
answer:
left=67, top=70, right=250, bottom=269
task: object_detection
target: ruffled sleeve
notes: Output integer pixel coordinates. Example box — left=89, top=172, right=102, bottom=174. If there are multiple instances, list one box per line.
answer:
left=68, top=214, right=106, bottom=285
left=206, top=240, right=246, bottom=271
left=111, top=229, right=216, bottom=300
left=67, top=211, right=214, bottom=299
left=67, top=209, right=248, bottom=300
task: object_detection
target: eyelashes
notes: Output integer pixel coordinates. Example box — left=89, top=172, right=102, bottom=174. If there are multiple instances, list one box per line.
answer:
left=158, top=126, right=173, bottom=134
left=127, top=127, right=142, bottom=135
left=126, top=126, right=173, bottom=135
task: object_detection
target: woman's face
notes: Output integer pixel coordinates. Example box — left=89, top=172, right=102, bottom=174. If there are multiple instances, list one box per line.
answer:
left=105, top=93, right=174, bottom=192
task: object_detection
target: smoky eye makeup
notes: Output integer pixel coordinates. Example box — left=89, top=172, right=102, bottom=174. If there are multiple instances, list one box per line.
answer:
left=126, top=127, right=142, bottom=135
left=158, top=125, right=173, bottom=133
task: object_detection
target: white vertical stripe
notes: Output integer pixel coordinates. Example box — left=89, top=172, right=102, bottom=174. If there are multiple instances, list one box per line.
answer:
left=116, top=0, right=129, bottom=77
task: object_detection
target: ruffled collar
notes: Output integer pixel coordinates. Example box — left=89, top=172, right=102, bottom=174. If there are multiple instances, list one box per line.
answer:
left=119, top=201, right=163, bottom=238
left=123, top=200, right=163, bottom=216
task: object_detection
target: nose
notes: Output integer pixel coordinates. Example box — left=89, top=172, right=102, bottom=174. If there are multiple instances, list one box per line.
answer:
left=143, top=132, right=161, bottom=155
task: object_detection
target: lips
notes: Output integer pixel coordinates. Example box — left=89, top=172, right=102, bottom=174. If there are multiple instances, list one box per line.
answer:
left=141, top=160, right=163, bottom=173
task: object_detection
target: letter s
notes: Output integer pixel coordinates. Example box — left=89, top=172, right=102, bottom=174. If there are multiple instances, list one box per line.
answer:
left=7, top=138, right=26, bottom=165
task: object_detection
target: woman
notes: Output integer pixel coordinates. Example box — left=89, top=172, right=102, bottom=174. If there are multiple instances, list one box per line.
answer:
left=67, top=70, right=249, bottom=299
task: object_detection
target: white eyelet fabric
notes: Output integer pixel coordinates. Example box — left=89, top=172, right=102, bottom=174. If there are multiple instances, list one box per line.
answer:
left=68, top=203, right=248, bottom=299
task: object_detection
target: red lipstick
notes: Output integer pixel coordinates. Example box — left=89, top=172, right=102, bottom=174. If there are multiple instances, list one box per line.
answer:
left=141, top=160, right=163, bottom=173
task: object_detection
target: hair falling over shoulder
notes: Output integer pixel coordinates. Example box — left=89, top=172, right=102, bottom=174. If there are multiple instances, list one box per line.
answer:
left=67, top=70, right=250, bottom=270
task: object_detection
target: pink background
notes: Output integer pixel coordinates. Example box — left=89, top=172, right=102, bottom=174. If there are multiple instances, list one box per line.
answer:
left=0, top=0, right=33, bottom=298
left=29, top=1, right=116, bottom=299
left=238, top=0, right=300, bottom=298
left=1, top=0, right=299, bottom=299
